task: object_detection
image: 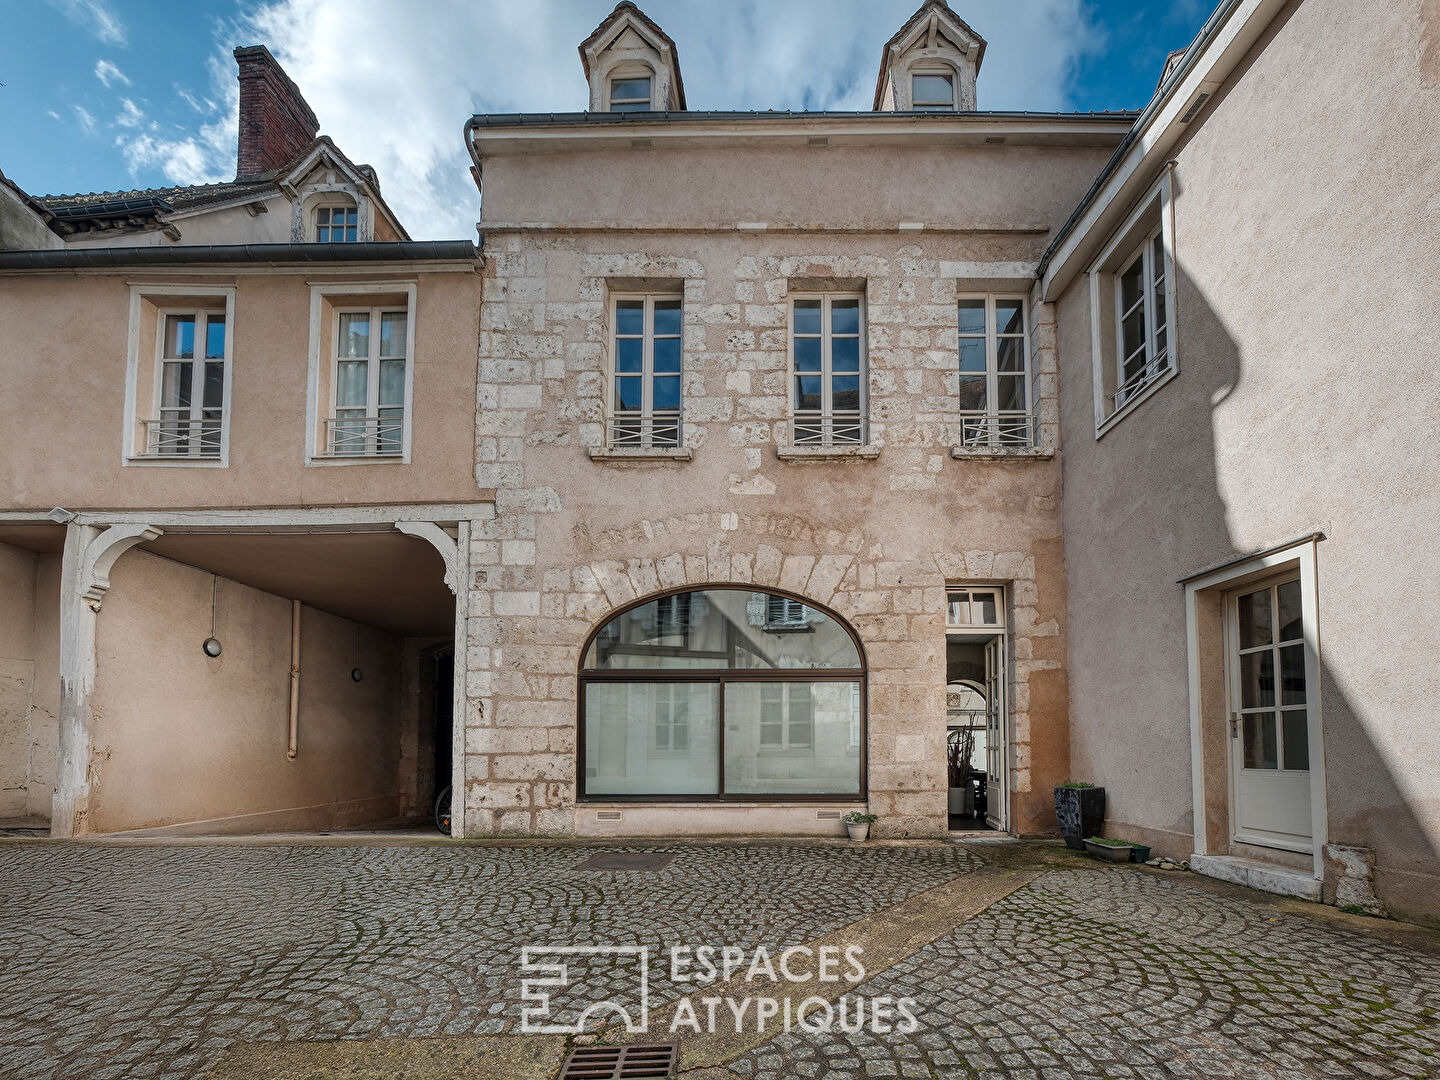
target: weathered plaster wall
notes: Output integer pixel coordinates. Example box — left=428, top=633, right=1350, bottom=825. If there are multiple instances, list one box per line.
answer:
left=88, top=549, right=406, bottom=833
left=1056, top=0, right=1440, bottom=917
left=0, top=544, right=59, bottom=821
left=481, top=142, right=1118, bottom=233
left=464, top=227, right=1075, bottom=839
left=0, top=184, right=61, bottom=250
left=0, top=268, right=482, bottom=511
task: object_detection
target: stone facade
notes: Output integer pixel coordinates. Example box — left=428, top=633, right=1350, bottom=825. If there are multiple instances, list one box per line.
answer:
left=462, top=232, right=1073, bottom=839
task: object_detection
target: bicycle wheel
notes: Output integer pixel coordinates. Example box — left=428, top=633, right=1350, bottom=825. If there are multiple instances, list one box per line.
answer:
left=434, top=784, right=452, bottom=835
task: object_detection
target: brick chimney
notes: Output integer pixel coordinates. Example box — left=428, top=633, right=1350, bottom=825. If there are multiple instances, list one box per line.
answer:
left=233, top=45, right=319, bottom=179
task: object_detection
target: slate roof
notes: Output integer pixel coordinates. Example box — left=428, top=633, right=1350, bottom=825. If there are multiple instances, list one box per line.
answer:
left=38, top=177, right=279, bottom=216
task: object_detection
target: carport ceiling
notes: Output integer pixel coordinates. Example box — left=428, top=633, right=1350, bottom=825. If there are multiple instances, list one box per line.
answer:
left=142, top=531, right=453, bottom=637
left=0, top=524, right=66, bottom=553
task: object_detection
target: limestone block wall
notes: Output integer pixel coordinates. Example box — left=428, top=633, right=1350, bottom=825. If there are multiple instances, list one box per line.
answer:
left=464, top=231, right=1069, bottom=839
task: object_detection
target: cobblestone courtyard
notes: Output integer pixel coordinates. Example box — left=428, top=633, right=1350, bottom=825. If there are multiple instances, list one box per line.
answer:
left=1, top=838, right=1438, bottom=1079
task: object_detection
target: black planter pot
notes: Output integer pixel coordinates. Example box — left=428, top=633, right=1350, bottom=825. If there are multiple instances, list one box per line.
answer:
left=1054, top=786, right=1106, bottom=850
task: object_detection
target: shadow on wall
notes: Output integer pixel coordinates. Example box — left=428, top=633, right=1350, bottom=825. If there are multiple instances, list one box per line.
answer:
left=1088, top=225, right=1439, bottom=920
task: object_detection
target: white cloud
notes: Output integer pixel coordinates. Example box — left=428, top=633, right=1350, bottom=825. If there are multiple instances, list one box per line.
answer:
left=114, top=55, right=238, bottom=187
left=115, top=98, right=144, bottom=128
left=234, top=0, right=1104, bottom=241
left=47, top=0, right=126, bottom=47
left=94, top=59, right=131, bottom=88
left=74, top=105, right=97, bottom=134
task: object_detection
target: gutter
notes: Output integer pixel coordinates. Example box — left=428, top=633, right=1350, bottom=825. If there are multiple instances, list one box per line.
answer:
left=1035, top=0, right=1244, bottom=281
left=0, top=240, right=481, bottom=270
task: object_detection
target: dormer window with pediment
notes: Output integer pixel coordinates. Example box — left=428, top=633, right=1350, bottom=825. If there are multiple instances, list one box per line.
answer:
left=874, top=1, right=986, bottom=113
left=275, top=139, right=407, bottom=244
left=580, top=2, right=686, bottom=114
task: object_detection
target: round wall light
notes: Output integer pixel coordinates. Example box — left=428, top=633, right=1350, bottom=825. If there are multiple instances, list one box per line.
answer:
left=351, top=668, right=363, bottom=682
left=202, top=637, right=223, bottom=658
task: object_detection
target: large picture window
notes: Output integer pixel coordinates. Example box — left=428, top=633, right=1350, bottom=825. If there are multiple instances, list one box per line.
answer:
left=579, top=588, right=866, bottom=800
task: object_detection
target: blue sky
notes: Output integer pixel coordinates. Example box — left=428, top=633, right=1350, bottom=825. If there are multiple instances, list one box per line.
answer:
left=0, top=1, right=1212, bottom=239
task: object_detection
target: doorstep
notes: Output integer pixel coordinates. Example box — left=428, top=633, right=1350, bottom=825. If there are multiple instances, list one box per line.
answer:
left=1189, top=852, right=1322, bottom=901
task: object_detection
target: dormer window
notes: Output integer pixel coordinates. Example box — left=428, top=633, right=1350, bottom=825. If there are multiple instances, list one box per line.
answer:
left=912, top=72, right=955, bottom=111
left=315, top=204, right=357, bottom=242
left=609, top=74, right=653, bottom=112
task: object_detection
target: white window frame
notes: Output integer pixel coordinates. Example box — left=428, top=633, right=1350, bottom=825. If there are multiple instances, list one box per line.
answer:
left=314, top=203, right=359, bottom=243
left=123, top=284, right=235, bottom=469
left=1087, top=170, right=1178, bottom=437
left=956, top=294, right=1032, bottom=448
left=1112, top=226, right=1167, bottom=409
left=911, top=69, right=956, bottom=111
left=946, top=587, right=1005, bottom=631
left=608, top=69, right=654, bottom=112
left=326, top=306, right=408, bottom=458
left=305, top=282, right=417, bottom=467
left=788, top=292, right=867, bottom=447
left=607, top=292, right=683, bottom=448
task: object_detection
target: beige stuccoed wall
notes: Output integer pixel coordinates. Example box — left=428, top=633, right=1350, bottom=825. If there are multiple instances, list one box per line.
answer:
left=0, top=268, right=482, bottom=511
left=87, top=549, right=407, bottom=832
left=0, top=544, right=59, bottom=821
left=460, top=128, right=1126, bottom=839
left=1056, top=0, right=1440, bottom=918
left=0, top=544, right=38, bottom=818
left=482, top=141, right=1119, bottom=232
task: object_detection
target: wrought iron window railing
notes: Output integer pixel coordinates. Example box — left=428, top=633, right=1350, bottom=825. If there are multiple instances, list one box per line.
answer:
left=790, top=410, right=867, bottom=447
left=142, top=416, right=222, bottom=457
left=1110, top=354, right=1171, bottom=413
left=606, top=410, right=682, bottom=449
left=322, top=413, right=404, bottom=457
left=957, top=410, right=1037, bottom=449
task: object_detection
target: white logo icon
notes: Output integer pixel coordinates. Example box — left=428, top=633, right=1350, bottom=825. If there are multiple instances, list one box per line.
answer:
left=519, top=945, right=650, bottom=1034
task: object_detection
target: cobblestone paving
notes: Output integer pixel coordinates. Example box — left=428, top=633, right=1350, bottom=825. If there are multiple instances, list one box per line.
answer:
left=0, top=841, right=978, bottom=1080
left=4, top=842, right=1440, bottom=1080
left=726, top=867, right=1440, bottom=1080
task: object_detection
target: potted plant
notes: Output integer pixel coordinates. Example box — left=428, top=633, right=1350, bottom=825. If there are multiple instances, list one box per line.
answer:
left=947, top=728, right=975, bottom=816
left=1083, top=836, right=1149, bottom=863
left=844, top=811, right=877, bottom=841
left=1054, top=782, right=1105, bottom=850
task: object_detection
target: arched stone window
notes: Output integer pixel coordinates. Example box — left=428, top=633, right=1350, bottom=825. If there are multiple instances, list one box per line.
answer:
left=578, top=588, right=866, bottom=800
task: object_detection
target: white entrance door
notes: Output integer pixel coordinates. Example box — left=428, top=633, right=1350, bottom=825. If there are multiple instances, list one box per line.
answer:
left=1229, top=577, right=1313, bottom=850
left=983, top=637, right=1006, bottom=831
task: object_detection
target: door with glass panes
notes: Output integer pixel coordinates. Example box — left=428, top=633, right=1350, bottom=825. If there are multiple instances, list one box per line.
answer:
left=983, top=637, right=1006, bottom=831
left=1228, top=576, right=1313, bottom=850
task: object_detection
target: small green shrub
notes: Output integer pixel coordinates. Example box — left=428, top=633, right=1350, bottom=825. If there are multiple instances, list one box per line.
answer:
left=1059, top=781, right=1095, bottom=789
left=1085, top=836, right=1140, bottom=848
left=844, top=811, right=878, bottom=825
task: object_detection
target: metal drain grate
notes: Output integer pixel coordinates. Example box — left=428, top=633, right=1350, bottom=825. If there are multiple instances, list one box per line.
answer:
left=557, top=1043, right=677, bottom=1078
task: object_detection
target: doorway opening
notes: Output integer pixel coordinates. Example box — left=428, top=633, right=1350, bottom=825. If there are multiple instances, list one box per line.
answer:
left=946, top=587, right=1007, bottom=834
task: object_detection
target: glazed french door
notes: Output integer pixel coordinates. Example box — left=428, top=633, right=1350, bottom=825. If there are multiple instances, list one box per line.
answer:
left=1228, top=576, right=1313, bottom=850
left=983, top=637, right=1007, bottom=831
